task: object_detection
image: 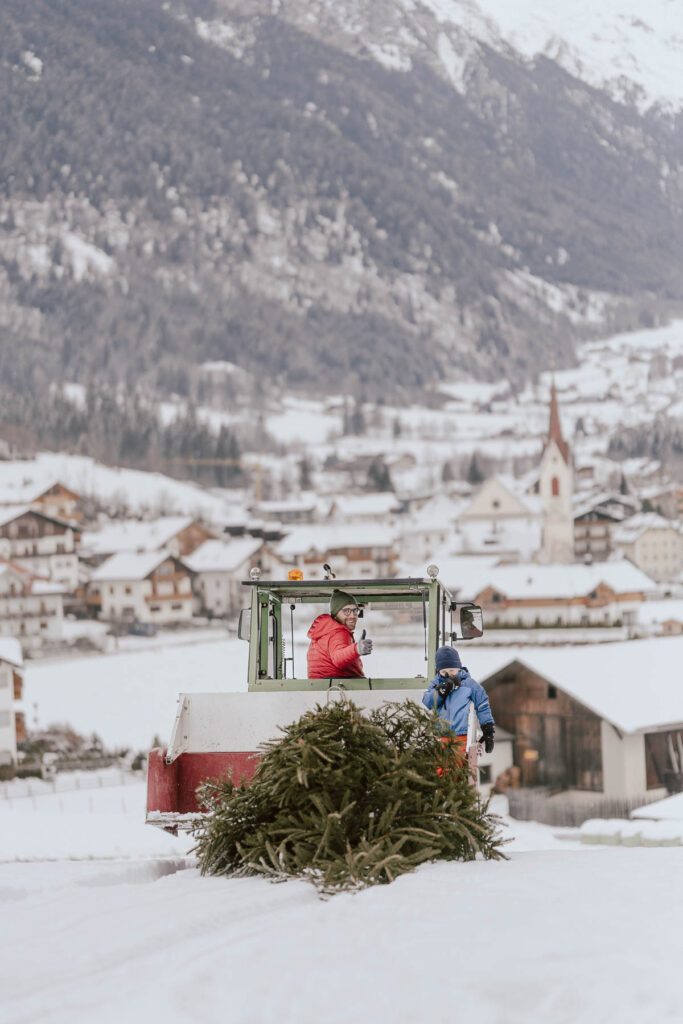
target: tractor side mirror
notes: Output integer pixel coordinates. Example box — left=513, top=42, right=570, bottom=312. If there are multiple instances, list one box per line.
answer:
left=237, top=607, right=251, bottom=641
left=450, top=603, right=484, bottom=640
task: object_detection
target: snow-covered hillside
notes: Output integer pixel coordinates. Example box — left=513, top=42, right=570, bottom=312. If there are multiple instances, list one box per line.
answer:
left=445, top=0, right=683, bottom=110
left=263, top=0, right=683, bottom=110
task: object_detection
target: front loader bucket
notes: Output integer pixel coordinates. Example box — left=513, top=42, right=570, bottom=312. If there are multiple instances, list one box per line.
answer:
left=146, top=747, right=259, bottom=832
left=146, top=690, right=424, bottom=831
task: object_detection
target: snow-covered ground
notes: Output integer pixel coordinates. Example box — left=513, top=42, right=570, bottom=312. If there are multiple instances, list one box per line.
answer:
left=1, top=782, right=682, bottom=1024
left=6, top=632, right=683, bottom=1023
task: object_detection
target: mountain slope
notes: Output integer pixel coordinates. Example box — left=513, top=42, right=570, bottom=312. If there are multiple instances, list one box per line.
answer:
left=0, top=0, right=682, bottom=417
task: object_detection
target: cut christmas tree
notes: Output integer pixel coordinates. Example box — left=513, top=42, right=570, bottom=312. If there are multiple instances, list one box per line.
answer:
left=194, top=699, right=505, bottom=894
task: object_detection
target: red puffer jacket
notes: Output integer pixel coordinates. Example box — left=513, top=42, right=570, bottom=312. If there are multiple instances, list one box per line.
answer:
left=307, top=614, right=365, bottom=678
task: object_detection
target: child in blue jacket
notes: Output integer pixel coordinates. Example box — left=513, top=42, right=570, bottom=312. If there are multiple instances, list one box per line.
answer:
left=422, top=646, right=495, bottom=757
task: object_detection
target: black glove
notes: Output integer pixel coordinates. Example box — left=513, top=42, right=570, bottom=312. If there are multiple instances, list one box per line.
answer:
left=480, top=722, right=495, bottom=753
left=436, top=675, right=454, bottom=699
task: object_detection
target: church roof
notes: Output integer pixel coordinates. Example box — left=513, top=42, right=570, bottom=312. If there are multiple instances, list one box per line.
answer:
left=545, top=382, right=571, bottom=465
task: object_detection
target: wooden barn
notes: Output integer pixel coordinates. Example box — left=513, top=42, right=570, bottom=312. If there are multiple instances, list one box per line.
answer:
left=481, top=637, right=683, bottom=804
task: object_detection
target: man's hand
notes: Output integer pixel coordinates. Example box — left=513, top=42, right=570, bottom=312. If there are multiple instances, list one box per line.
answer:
left=357, top=638, right=373, bottom=656
left=480, top=722, right=495, bottom=753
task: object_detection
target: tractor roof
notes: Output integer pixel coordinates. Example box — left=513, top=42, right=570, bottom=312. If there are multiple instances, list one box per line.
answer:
left=241, top=577, right=453, bottom=602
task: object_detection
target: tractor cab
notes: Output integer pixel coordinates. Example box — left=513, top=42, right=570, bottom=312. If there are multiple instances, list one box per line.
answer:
left=238, top=572, right=483, bottom=689
left=146, top=569, right=484, bottom=831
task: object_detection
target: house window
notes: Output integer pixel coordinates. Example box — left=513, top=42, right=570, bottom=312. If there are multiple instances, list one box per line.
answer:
left=150, top=604, right=161, bottom=612
left=478, top=765, right=492, bottom=785
left=125, top=586, right=132, bottom=595
left=171, top=603, right=182, bottom=610
left=548, top=684, right=558, bottom=699
left=552, top=477, right=560, bottom=497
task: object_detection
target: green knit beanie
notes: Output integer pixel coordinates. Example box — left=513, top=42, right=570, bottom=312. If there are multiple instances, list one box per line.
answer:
left=330, top=590, right=358, bottom=619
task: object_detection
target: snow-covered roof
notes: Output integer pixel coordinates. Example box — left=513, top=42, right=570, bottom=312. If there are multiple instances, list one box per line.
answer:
left=183, top=538, right=264, bottom=574
left=328, top=494, right=402, bottom=517
left=483, top=636, right=683, bottom=734
left=251, top=498, right=318, bottom=516
left=476, top=560, right=657, bottom=600
left=397, top=555, right=503, bottom=598
left=32, top=579, right=66, bottom=595
left=277, top=524, right=397, bottom=559
left=459, top=518, right=542, bottom=562
left=90, top=551, right=174, bottom=582
left=0, top=463, right=59, bottom=505
left=0, top=505, right=32, bottom=528
left=613, top=513, right=682, bottom=545
left=0, top=637, right=23, bottom=669
left=81, top=516, right=194, bottom=557
left=398, top=494, right=463, bottom=534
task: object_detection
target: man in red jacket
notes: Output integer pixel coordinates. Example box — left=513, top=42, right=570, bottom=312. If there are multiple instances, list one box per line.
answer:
left=307, top=589, right=373, bottom=678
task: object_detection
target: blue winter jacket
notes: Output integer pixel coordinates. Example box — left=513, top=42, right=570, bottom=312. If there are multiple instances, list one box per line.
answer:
left=422, top=668, right=495, bottom=736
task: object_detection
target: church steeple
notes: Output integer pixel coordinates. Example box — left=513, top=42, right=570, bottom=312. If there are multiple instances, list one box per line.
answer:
left=546, top=381, right=570, bottom=465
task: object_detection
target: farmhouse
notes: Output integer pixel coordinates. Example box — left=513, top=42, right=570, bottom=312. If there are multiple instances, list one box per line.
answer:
left=90, top=552, right=193, bottom=625
left=0, top=560, right=65, bottom=650
left=474, top=560, right=656, bottom=628
left=183, top=538, right=285, bottom=618
left=612, top=513, right=683, bottom=583
left=276, top=524, right=398, bottom=579
left=482, top=637, right=683, bottom=806
left=0, top=506, right=80, bottom=590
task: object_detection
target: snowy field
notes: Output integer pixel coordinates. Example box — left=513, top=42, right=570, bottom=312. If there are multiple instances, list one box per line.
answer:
left=2, top=780, right=683, bottom=1024
left=23, top=635, right=519, bottom=751
left=6, top=636, right=683, bottom=1023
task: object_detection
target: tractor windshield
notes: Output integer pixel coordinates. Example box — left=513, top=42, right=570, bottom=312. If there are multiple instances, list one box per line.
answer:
left=239, top=577, right=483, bottom=692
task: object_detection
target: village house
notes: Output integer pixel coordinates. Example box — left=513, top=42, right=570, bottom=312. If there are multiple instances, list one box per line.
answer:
left=612, top=512, right=683, bottom=583
left=276, top=524, right=398, bottom=579
left=481, top=637, right=683, bottom=813
left=183, top=538, right=286, bottom=618
left=0, top=507, right=80, bottom=591
left=396, top=495, right=462, bottom=564
left=249, top=497, right=319, bottom=525
left=0, top=638, right=24, bottom=771
left=80, top=516, right=214, bottom=567
left=89, top=552, right=193, bottom=625
left=326, top=493, right=404, bottom=525
left=473, top=560, right=656, bottom=628
left=0, top=560, right=65, bottom=651
left=572, top=492, right=637, bottom=563
left=0, top=470, right=84, bottom=524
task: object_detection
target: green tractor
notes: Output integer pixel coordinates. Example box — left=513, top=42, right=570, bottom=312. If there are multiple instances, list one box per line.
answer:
left=146, top=568, right=484, bottom=829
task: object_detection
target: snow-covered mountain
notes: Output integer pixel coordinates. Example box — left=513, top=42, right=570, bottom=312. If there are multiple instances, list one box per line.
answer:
left=1, top=0, right=682, bottom=448
left=472, top=0, right=683, bottom=111
left=224, top=0, right=683, bottom=111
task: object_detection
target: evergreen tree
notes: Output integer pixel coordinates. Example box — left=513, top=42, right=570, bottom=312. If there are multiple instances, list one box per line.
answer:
left=366, top=457, right=394, bottom=492
left=194, top=700, right=505, bottom=894
left=467, top=452, right=485, bottom=485
left=299, top=456, right=313, bottom=490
